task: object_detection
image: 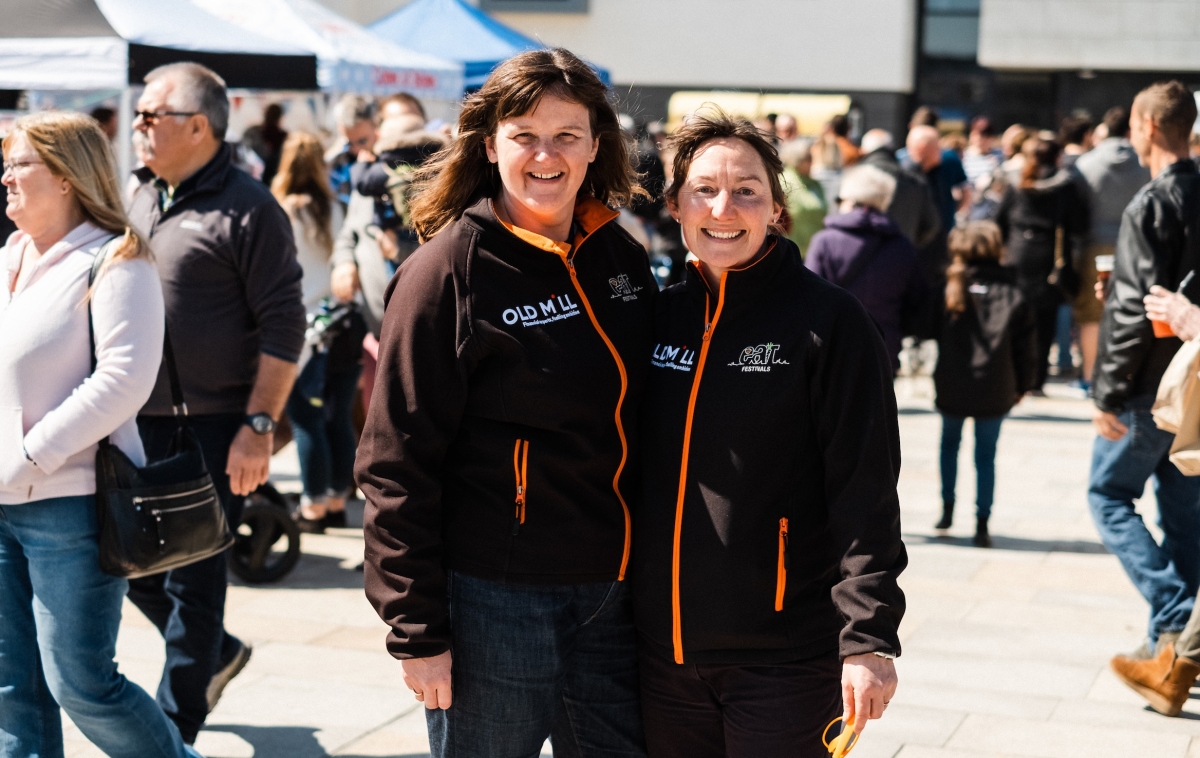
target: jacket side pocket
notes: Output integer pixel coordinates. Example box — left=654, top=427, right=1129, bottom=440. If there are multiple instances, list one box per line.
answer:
left=775, top=517, right=789, bottom=612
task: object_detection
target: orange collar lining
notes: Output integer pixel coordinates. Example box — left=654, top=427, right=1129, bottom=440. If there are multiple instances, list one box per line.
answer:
left=494, top=197, right=619, bottom=257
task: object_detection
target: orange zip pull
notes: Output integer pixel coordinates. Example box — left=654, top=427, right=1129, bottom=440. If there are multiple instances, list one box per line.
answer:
left=512, top=440, right=528, bottom=535
left=775, top=517, right=789, bottom=611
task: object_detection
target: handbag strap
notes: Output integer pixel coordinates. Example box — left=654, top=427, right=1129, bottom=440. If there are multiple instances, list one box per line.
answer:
left=87, top=240, right=189, bottom=417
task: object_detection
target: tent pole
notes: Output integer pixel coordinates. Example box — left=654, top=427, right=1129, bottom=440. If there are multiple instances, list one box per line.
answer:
left=118, top=87, right=134, bottom=188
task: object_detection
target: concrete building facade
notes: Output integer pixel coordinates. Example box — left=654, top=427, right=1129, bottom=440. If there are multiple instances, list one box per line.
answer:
left=322, top=0, right=1200, bottom=133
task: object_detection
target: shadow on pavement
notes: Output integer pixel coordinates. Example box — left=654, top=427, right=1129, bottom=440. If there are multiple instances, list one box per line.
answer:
left=904, top=532, right=1109, bottom=554
left=1008, top=413, right=1094, bottom=424
left=227, top=550, right=364, bottom=591
left=202, top=723, right=426, bottom=758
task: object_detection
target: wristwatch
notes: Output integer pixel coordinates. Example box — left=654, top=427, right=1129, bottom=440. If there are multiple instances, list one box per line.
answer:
left=244, top=413, right=277, bottom=435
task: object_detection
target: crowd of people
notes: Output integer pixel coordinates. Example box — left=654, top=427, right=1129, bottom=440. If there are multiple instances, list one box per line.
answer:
left=4, top=40, right=1200, bottom=758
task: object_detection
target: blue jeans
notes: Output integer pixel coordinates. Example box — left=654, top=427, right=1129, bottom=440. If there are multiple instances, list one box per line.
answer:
left=428, top=571, right=646, bottom=758
left=128, top=413, right=245, bottom=743
left=1088, top=397, right=1200, bottom=640
left=1055, top=303, right=1074, bottom=370
left=940, top=414, right=1005, bottom=519
left=285, top=364, right=361, bottom=500
left=0, top=495, right=186, bottom=758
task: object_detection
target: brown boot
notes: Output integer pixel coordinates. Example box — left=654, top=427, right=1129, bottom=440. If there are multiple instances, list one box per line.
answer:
left=1110, top=644, right=1200, bottom=716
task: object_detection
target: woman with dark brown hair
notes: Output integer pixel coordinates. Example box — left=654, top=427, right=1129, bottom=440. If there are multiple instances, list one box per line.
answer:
left=632, top=110, right=905, bottom=758
left=995, top=133, right=1089, bottom=392
left=356, top=48, right=653, bottom=756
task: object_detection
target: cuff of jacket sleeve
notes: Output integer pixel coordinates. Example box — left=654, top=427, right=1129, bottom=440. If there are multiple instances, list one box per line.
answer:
left=259, top=345, right=302, bottom=365
left=839, top=635, right=902, bottom=661
left=20, top=427, right=65, bottom=476
left=385, top=634, right=451, bottom=661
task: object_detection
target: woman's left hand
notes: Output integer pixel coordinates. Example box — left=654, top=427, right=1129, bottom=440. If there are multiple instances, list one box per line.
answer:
left=841, top=653, right=898, bottom=734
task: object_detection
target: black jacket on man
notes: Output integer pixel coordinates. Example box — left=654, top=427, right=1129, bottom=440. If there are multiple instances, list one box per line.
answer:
left=357, top=197, right=656, bottom=660
left=860, top=148, right=942, bottom=250
left=632, top=237, right=906, bottom=667
left=1094, top=159, right=1200, bottom=413
left=128, top=142, right=305, bottom=416
left=934, top=262, right=1038, bottom=418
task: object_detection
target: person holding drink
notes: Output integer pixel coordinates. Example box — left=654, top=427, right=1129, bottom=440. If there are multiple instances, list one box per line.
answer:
left=1089, top=81, right=1200, bottom=665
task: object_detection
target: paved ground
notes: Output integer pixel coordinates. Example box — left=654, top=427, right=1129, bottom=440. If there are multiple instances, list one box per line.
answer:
left=62, top=377, right=1200, bottom=758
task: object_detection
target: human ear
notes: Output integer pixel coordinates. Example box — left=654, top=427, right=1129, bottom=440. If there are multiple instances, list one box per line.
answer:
left=484, top=135, right=498, bottom=164
left=588, top=135, right=599, bottom=164
left=665, top=194, right=680, bottom=222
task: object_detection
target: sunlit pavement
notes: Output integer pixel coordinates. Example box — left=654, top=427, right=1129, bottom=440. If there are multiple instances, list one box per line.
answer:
left=63, top=377, right=1200, bottom=757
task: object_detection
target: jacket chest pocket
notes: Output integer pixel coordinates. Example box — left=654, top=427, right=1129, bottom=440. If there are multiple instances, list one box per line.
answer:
left=512, top=439, right=529, bottom=535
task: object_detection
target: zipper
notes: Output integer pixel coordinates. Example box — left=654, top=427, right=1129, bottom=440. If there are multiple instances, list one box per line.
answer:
left=512, top=439, right=529, bottom=535
left=564, top=254, right=633, bottom=580
left=151, top=496, right=216, bottom=516
left=775, top=518, right=789, bottom=612
left=133, top=485, right=213, bottom=505
left=670, top=269, right=729, bottom=664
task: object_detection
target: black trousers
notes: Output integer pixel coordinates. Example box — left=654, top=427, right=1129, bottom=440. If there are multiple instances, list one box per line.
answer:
left=638, top=643, right=843, bottom=758
left=127, top=413, right=244, bottom=744
left=1033, top=300, right=1061, bottom=390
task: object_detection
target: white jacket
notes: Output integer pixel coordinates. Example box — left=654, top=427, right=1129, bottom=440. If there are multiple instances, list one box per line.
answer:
left=0, top=223, right=164, bottom=504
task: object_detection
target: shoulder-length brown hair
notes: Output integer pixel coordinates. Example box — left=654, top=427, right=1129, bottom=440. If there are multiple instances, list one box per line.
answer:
left=271, top=131, right=335, bottom=253
left=3, top=112, right=151, bottom=267
left=664, top=108, right=787, bottom=234
left=408, top=48, right=638, bottom=240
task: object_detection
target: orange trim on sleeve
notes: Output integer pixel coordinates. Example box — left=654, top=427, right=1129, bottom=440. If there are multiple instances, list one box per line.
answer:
left=670, top=270, right=729, bottom=664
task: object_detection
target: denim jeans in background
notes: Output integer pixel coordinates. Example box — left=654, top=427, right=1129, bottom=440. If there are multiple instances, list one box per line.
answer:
left=285, top=364, right=362, bottom=500
left=1088, top=396, right=1200, bottom=641
left=427, top=571, right=646, bottom=758
left=128, top=413, right=245, bottom=744
left=0, top=495, right=187, bottom=758
left=1055, top=303, right=1074, bottom=370
left=940, top=414, right=1005, bottom=519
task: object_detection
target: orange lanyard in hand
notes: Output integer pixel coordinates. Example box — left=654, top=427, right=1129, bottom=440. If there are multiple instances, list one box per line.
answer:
left=822, top=717, right=859, bottom=758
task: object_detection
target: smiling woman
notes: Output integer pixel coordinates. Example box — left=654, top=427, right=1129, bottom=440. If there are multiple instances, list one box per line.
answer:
left=632, top=111, right=907, bottom=758
left=357, top=48, right=655, bottom=757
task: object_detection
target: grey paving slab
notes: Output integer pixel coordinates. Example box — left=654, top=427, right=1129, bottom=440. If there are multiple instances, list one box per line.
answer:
left=59, top=378, right=1197, bottom=757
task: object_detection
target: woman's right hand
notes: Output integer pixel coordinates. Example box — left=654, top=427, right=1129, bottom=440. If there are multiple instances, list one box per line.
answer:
left=401, top=650, right=453, bottom=709
left=331, top=262, right=360, bottom=303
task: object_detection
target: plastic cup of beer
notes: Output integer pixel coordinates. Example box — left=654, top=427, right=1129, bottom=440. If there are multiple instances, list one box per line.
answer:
left=1095, top=254, right=1114, bottom=282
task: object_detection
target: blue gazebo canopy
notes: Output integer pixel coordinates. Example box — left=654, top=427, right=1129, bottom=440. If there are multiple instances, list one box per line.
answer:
left=369, top=0, right=610, bottom=90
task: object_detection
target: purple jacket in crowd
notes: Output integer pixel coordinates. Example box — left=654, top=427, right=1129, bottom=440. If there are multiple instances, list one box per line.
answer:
left=805, top=207, right=929, bottom=371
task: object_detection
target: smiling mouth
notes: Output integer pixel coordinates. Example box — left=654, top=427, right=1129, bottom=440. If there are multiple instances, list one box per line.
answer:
left=529, top=172, right=563, bottom=180
left=703, top=229, right=746, bottom=240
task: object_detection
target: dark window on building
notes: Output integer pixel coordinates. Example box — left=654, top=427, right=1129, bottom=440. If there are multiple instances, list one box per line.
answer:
left=479, top=0, right=588, bottom=12
left=923, top=0, right=980, bottom=60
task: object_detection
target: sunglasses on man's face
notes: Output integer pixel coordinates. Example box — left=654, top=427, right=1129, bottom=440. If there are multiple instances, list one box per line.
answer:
left=134, top=110, right=198, bottom=126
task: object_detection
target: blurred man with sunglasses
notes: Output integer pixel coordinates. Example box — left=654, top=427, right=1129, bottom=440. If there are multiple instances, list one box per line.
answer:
left=126, top=61, right=305, bottom=746
left=326, top=95, right=378, bottom=208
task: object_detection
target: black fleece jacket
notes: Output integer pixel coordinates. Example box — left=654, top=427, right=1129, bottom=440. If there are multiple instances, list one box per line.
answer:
left=357, top=197, right=655, bottom=660
left=632, top=237, right=906, bottom=666
left=1094, top=159, right=1200, bottom=413
left=934, top=262, right=1038, bottom=418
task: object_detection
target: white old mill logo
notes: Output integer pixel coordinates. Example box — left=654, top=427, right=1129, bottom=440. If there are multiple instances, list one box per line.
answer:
left=652, top=343, right=695, bottom=372
left=502, top=293, right=582, bottom=327
left=728, top=342, right=789, bottom=372
left=609, top=274, right=642, bottom=302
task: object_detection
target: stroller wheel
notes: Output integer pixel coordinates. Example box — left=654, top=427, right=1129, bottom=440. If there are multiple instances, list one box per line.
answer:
left=229, top=486, right=301, bottom=583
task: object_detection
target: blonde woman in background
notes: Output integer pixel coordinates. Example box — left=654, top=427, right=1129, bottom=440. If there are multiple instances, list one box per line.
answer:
left=0, top=113, right=198, bottom=756
left=270, top=132, right=358, bottom=534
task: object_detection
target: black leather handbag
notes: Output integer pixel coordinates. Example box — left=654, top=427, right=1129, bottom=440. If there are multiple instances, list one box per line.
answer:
left=88, top=246, right=233, bottom=579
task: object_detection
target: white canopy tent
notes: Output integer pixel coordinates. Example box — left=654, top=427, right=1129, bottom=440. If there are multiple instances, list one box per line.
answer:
left=191, top=0, right=463, bottom=102
left=1, top=0, right=318, bottom=178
